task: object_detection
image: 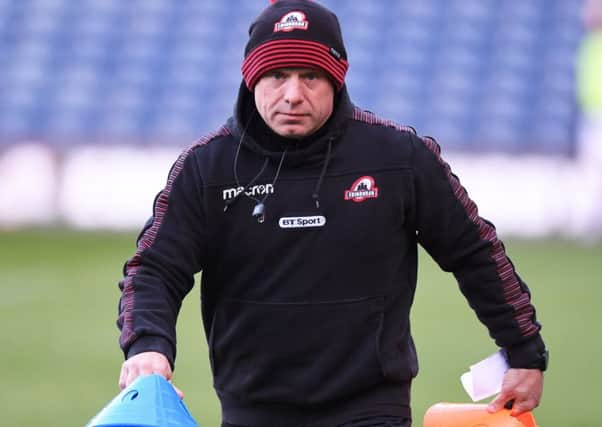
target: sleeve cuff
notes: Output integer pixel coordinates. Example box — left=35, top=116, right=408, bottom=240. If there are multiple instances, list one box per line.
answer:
left=504, top=334, right=546, bottom=369
left=125, top=335, right=176, bottom=370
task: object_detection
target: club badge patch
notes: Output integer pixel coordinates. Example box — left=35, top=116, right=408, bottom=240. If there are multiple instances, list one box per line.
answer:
left=274, top=11, right=309, bottom=32
left=344, top=176, right=379, bottom=202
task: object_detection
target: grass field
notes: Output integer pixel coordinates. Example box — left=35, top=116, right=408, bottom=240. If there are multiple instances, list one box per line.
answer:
left=1, top=229, right=600, bottom=426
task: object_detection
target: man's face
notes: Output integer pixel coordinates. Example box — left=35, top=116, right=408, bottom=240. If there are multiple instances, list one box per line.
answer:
left=254, top=67, right=335, bottom=139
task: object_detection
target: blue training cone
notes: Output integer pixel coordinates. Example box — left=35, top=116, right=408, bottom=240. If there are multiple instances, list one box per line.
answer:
left=85, top=374, right=199, bottom=427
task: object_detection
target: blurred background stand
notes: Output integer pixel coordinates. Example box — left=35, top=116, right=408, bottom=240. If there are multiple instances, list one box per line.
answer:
left=0, top=0, right=598, bottom=240
left=574, top=0, right=602, bottom=241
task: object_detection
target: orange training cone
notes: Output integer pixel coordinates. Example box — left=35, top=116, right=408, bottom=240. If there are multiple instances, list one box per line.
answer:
left=423, top=403, right=537, bottom=427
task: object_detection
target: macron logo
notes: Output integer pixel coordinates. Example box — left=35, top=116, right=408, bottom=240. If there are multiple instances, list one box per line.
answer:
left=222, top=184, right=274, bottom=200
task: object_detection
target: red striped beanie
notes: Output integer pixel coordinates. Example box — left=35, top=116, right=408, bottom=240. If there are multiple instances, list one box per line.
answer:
left=242, top=0, right=349, bottom=91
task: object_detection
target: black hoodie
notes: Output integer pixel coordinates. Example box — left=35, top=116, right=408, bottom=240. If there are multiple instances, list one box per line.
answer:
left=118, top=83, right=546, bottom=426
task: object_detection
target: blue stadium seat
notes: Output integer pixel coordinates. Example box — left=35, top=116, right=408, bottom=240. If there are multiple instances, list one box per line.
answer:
left=0, top=0, right=585, bottom=153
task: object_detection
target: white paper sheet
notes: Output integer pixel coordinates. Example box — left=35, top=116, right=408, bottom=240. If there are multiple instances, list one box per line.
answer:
left=460, top=350, right=509, bottom=401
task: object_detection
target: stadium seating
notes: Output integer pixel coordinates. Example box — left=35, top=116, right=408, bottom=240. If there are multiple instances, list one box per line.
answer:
left=0, top=0, right=585, bottom=153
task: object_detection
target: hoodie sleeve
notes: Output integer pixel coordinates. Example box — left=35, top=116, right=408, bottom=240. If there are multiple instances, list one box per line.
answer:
left=117, top=146, right=207, bottom=368
left=409, top=133, right=546, bottom=368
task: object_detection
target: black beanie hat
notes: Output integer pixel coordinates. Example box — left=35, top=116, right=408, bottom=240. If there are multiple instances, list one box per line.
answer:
left=242, top=0, right=349, bottom=91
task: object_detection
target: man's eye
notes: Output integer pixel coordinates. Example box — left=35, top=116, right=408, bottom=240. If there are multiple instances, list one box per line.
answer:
left=271, top=72, right=284, bottom=79
left=305, top=73, right=318, bottom=80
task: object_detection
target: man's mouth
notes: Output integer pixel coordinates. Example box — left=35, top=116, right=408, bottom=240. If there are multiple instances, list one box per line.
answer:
left=278, top=112, right=307, bottom=118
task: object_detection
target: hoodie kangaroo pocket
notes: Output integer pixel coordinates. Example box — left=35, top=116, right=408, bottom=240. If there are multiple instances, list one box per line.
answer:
left=211, top=296, right=385, bottom=405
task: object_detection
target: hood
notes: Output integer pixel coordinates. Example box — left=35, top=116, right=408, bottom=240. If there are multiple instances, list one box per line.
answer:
left=225, top=81, right=354, bottom=167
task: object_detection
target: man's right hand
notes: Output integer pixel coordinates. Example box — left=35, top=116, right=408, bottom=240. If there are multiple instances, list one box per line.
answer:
left=118, top=351, right=184, bottom=398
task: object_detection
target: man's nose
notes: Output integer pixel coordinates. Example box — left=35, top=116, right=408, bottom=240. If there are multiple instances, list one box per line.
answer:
left=283, top=77, right=303, bottom=105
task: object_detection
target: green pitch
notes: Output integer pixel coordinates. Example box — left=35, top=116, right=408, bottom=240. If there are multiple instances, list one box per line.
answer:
left=1, top=230, right=600, bottom=426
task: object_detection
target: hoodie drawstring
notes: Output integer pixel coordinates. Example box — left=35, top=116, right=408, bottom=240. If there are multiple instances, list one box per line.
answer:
left=224, top=113, right=268, bottom=212
left=223, top=156, right=269, bottom=212
left=311, top=137, right=333, bottom=209
left=251, top=149, right=287, bottom=223
left=225, top=143, right=288, bottom=224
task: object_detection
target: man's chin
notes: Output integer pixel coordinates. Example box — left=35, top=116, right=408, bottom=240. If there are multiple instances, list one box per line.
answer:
left=275, top=126, right=310, bottom=139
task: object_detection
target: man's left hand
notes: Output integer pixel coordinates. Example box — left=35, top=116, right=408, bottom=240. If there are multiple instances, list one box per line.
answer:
left=487, top=368, right=544, bottom=416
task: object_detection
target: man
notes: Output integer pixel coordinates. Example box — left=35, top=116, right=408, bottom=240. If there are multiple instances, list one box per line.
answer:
left=117, top=1, right=547, bottom=426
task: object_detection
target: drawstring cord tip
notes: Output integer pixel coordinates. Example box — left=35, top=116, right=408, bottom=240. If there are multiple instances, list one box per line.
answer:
left=252, top=202, right=265, bottom=223
left=312, top=193, right=320, bottom=209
